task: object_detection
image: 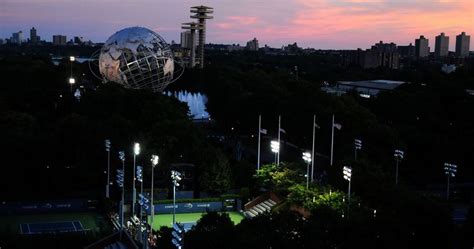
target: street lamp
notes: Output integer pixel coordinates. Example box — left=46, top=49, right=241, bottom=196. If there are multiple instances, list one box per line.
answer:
left=302, top=152, right=312, bottom=189
left=68, top=77, right=75, bottom=93
left=117, top=151, right=125, bottom=230
left=132, top=142, right=140, bottom=218
left=171, top=170, right=182, bottom=225
left=105, top=139, right=111, bottom=198
left=444, top=163, right=457, bottom=201
left=354, top=139, right=362, bottom=160
left=343, top=166, right=352, bottom=203
left=394, top=149, right=404, bottom=185
left=270, top=140, right=280, bottom=164
left=150, top=155, right=159, bottom=227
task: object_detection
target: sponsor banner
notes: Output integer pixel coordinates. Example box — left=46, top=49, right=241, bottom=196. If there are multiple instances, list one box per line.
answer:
left=0, top=199, right=96, bottom=214
left=152, top=200, right=236, bottom=214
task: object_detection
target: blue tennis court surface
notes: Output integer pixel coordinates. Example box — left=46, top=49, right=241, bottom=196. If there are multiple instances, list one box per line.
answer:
left=20, top=221, right=84, bottom=234
left=181, top=222, right=195, bottom=231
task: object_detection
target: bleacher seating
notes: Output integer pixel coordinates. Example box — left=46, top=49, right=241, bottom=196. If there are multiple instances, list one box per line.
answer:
left=244, top=198, right=277, bottom=218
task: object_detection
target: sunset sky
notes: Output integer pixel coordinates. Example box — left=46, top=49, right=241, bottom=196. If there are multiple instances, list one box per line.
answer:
left=1, top=0, right=473, bottom=50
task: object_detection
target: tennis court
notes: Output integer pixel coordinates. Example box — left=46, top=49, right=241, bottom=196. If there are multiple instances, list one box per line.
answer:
left=148, top=211, right=244, bottom=231
left=20, top=221, right=84, bottom=234
left=0, top=212, right=105, bottom=235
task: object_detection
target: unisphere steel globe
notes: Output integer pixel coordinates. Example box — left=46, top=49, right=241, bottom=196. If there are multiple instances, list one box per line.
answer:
left=99, top=27, right=176, bottom=92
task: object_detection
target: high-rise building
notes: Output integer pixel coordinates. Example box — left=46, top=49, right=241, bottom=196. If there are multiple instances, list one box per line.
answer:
left=342, top=41, right=399, bottom=69
left=53, top=35, right=67, bottom=46
left=11, top=31, right=23, bottom=45
left=397, top=43, right=415, bottom=57
left=30, top=27, right=39, bottom=44
left=246, top=38, right=259, bottom=51
left=435, top=33, right=449, bottom=57
left=371, top=41, right=397, bottom=52
left=455, top=32, right=470, bottom=57
left=415, top=35, right=430, bottom=58
left=181, top=23, right=199, bottom=67
left=190, top=5, right=213, bottom=69
left=180, top=31, right=194, bottom=49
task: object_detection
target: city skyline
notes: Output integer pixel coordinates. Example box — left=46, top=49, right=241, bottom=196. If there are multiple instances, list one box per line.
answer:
left=1, top=0, right=473, bottom=50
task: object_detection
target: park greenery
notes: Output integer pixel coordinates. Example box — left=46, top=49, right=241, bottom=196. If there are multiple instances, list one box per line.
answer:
left=1, top=47, right=473, bottom=248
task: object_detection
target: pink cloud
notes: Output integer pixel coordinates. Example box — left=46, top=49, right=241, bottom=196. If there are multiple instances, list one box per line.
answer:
left=215, top=16, right=259, bottom=30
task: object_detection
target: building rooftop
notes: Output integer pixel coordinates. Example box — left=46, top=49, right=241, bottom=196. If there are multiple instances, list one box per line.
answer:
left=337, top=79, right=406, bottom=91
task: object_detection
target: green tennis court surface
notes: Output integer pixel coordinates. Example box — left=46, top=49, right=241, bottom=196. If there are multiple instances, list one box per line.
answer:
left=149, top=212, right=244, bottom=231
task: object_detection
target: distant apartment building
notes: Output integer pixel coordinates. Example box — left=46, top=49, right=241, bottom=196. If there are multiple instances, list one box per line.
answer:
left=11, top=31, right=23, bottom=45
left=435, top=33, right=449, bottom=57
left=246, top=38, right=259, bottom=51
left=53, top=35, right=67, bottom=46
left=342, top=41, right=399, bottom=69
left=180, top=31, right=196, bottom=49
left=415, top=35, right=430, bottom=58
left=30, top=27, right=40, bottom=44
left=397, top=43, right=415, bottom=57
left=455, top=32, right=470, bottom=57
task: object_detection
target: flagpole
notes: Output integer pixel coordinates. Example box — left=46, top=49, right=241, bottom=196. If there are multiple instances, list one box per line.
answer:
left=277, top=115, right=281, bottom=166
left=330, top=114, right=335, bottom=166
left=311, top=114, right=316, bottom=182
left=257, top=115, right=261, bottom=170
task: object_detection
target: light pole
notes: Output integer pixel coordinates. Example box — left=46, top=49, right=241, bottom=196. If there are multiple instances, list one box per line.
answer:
left=444, top=163, right=457, bottom=201
left=150, top=155, right=159, bottom=227
left=137, top=165, right=144, bottom=244
left=394, top=149, right=404, bottom=185
left=171, top=170, right=182, bottom=225
left=138, top=192, right=150, bottom=249
left=117, top=151, right=125, bottom=230
left=270, top=140, right=280, bottom=164
left=343, top=166, right=352, bottom=203
left=132, top=142, right=140, bottom=218
left=69, top=56, right=75, bottom=93
left=68, top=77, right=75, bottom=93
left=105, top=139, right=111, bottom=198
left=137, top=166, right=144, bottom=223
left=302, top=152, right=312, bottom=189
left=354, top=139, right=362, bottom=161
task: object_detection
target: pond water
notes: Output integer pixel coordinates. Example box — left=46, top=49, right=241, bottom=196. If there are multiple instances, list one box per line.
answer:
left=51, top=56, right=95, bottom=66
left=166, top=91, right=210, bottom=120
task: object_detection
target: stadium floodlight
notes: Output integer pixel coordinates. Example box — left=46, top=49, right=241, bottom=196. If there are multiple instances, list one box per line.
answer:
left=172, top=223, right=185, bottom=249
left=302, top=152, right=312, bottom=189
left=343, top=166, right=352, bottom=202
left=394, top=149, right=404, bottom=185
left=132, top=142, right=140, bottom=218
left=134, top=142, right=141, bottom=155
left=354, top=139, right=362, bottom=160
left=444, top=163, right=457, bottom=201
left=171, top=170, right=182, bottom=224
left=104, top=139, right=111, bottom=198
left=270, top=140, right=280, bottom=164
left=150, top=155, right=159, bottom=226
